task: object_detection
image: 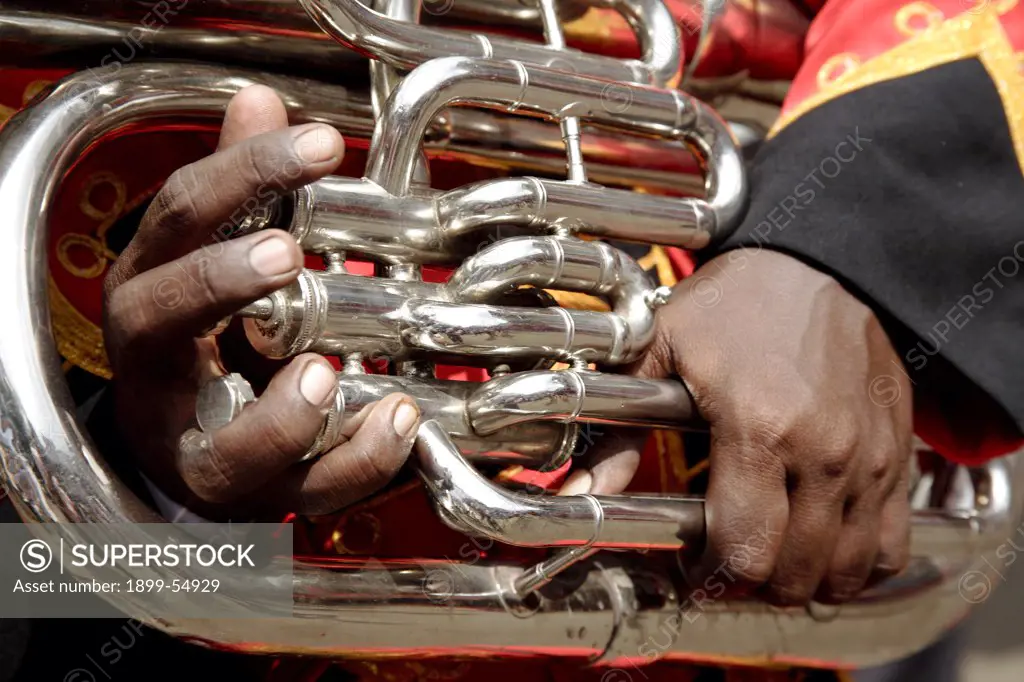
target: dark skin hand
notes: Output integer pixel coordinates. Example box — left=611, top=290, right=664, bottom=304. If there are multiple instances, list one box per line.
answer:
left=103, top=86, right=421, bottom=519
left=560, top=248, right=913, bottom=605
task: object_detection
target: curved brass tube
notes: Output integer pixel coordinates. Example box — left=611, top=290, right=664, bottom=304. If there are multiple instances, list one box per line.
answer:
left=365, top=56, right=746, bottom=232
left=284, top=173, right=719, bottom=264
left=1, top=59, right=1021, bottom=671
left=241, top=231, right=666, bottom=366
left=466, top=369, right=705, bottom=434
left=417, top=420, right=706, bottom=549
left=0, top=8, right=753, bottom=195
left=298, top=0, right=681, bottom=87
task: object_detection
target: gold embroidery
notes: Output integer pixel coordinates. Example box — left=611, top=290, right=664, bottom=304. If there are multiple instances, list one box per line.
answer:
left=56, top=234, right=117, bottom=279
left=78, top=171, right=127, bottom=226
left=49, top=276, right=112, bottom=379
left=50, top=171, right=138, bottom=376
left=894, top=2, right=945, bottom=36
left=57, top=172, right=127, bottom=280
left=817, top=52, right=862, bottom=89
left=773, top=9, right=1024, bottom=181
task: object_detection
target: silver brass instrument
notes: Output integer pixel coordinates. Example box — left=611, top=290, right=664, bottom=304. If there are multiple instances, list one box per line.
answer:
left=0, top=0, right=1021, bottom=671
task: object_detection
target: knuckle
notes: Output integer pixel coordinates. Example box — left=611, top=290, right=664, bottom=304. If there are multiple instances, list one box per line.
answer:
left=815, top=446, right=854, bottom=482
left=341, top=418, right=410, bottom=489
left=729, top=559, right=774, bottom=588
left=188, top=249, right=227, bottom=307
left=825, top=415, right=860, bottom=459
left=348, top=440, right=403, bottom=488
left=103, top=284, right=148, bottom=359
left=260, top=410, right=317, bottom=460
left=299, top=459, right=345, bottom=515
left=103, top=260, right=129, bottom=301
left=180, top=433, right=237, bottom=503
left=865, top=453, right=893, bottom=484
left=153, top=167, right=202, bottom=235
left=745, top=418, right=796, bottom=461
left=740, top=392, right=809, bottom=459
left=806, top=416, right=860, bottom=482
left=710, top=535, right=775, bottom=587
left=239, top=136, right=290, bottom=187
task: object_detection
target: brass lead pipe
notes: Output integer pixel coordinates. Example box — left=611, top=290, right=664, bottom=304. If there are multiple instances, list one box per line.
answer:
left=298, top=0, right=682, bottom=87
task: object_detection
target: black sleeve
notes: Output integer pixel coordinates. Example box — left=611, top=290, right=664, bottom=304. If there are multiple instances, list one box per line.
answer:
left=717, top=58, right=1024, bottom=441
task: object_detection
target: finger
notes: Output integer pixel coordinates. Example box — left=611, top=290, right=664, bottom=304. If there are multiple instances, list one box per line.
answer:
left=693, top=438, right=788, bottom=596
left=816, top=441, right=907, bottom=602
left=218, top=85, right=289, bottom=150
left=108, top=122, right=343, bottom=288
left=814, top=491, right=882, bottom=603
left=557, top=428, right=647, bottom=496
left=869, top=470, right=912, bottom=584
left=763, top=478, right=845, bottom=606
left=104, top=230, right=301, bottom=366
left=274, top=393, right=421, bottom=515
left=176, top=355, right=339, bottom=504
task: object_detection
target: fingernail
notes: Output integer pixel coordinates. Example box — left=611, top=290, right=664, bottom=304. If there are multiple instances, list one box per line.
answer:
left=392, top=401, right=420, bottom=438
left=249, top=236, right=296, bottom=277
left=293, top=125, right=338, bottom=164
left=299, top=361, right=336, bottom=406
left=557, top=470, right=592, bottom=496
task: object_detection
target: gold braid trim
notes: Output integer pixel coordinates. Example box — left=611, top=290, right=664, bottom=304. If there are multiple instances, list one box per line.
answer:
left=49, top=275, right=111, bottom=379
left=772, top=8, right=1024, bottom=180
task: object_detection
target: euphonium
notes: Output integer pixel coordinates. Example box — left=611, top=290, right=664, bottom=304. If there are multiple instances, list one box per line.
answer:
left=0, top=0, right=1021, bottom=670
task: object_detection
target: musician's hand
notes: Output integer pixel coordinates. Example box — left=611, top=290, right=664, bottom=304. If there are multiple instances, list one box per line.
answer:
left=561, top=249, right=912, bottom=605
left=103, top=86, right=420, bottom=518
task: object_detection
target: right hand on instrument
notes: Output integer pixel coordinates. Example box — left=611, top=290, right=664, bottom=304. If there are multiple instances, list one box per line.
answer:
left=559, top=250, right=912, bottom=606
left=102, top=86, right=421, bottom=519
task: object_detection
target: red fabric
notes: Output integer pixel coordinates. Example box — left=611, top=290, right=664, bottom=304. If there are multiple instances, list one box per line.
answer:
left=687, top=0, right=809, bottom=80
left=784, top=0, right=1024, bottom=118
